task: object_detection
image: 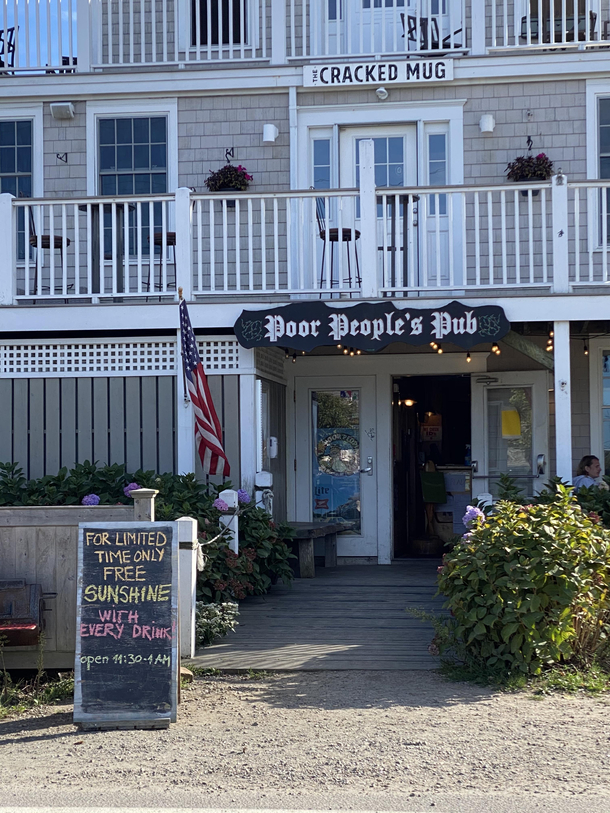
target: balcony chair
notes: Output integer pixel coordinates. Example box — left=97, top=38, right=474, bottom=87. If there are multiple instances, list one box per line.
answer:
left=23, top=197, right=72, bottom=299
left=0, top=26, right=15, bottom=71
left=314, top=196, right=361, bottom=296
left=400, top=14, right=462, bottom=49
left=145, top=231, right=177, bottom=292
left=519, top=9, right=597, bottom=42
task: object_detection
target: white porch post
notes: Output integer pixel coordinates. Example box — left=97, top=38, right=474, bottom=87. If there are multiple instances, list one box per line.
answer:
left=470, top=0, right=487, bottom=54
left=270, top=0, right=287, bottom=64
left=76, top=0, right=92, bottom=72
left=177, top=516, right=199, bottom=658
left=358, top=139, right=379, bottom=299
left=175, top=187, right=193, bottom=301
left=552, top=172, right=569, bottom=294
left=176, top=329, right=196, bottom=474
left=0, top=194, right=16, bottom=305
left=239, top=374, right=258, bottom=496
left=553, top=321, right=573, bottom=483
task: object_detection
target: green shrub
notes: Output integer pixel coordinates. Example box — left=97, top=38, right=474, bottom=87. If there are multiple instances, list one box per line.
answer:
left=195, top=602, right=239, bottom=647
left=198, top=505, right=295, bottom=603
left=437, top=487, right=610, bottom=675
left=0, top=461, right=294, bottom=604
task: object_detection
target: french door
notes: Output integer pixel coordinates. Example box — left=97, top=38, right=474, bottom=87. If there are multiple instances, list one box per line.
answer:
left=339, top=126, right=418, bottom=290
left=295, top=376, right=378, bottom=557
left=471, top=371, right=550, bottom=499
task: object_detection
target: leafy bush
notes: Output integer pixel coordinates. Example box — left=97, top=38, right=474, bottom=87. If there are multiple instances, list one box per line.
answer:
left=195, top=602, right=239, bottom=648
left=198, top=504, right=295, bottom=603
left=437, top=487, right=610, bottom=675
left=0, top=460, right=294, bottom=604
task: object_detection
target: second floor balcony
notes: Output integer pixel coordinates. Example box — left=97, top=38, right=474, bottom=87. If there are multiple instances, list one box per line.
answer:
left=0, top=0, right=608, bottom=74
left=1, top=142, right=609, bottom=306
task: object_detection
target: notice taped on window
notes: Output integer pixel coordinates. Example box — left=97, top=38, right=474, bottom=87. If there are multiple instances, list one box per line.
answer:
left=74, top=521, right=178, bottom=729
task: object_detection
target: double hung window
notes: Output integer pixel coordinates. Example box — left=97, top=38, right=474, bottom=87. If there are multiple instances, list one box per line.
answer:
left=0, top=120, right=32, bottom=259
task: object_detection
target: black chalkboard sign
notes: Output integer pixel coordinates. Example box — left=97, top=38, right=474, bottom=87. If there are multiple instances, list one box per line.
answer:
left=74, top=522, right=178, bottom=729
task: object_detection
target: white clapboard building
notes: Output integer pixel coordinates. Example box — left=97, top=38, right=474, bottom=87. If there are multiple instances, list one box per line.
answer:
left=1, top=0, right=610, bottom=561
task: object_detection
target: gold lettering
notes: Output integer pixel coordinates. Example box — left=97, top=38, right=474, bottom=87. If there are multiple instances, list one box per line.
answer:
left=135, top=566, right=146, bottom=582
left=157, top=584, right=171, bottom=601
left=85, top=532, right=95, bottom=547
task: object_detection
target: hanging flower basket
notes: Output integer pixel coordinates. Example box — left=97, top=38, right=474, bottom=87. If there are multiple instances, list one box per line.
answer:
left=205, top=164, right=253, bottom=208
left=505, top=153, right=554, bottom=196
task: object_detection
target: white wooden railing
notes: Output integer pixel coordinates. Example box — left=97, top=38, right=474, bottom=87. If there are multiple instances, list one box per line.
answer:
left=287, top=0, right=467, bottom=57
left=0, top=0, right=79, bottom=72
left=2, top=161, right=610, bottom=305
left=488, top=0, right=606, bottom=49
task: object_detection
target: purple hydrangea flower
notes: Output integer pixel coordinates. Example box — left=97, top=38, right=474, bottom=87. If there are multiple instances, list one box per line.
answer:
left=237, top=489, right=250, bottom=504
left=123, top=482, right=140, bottom=497
left=462, top=505, right=485, bottom=529
left=461, top=531, right=474, bottom=544
left=213, top=498, right=229, bottom=511
left=82, top=494, right=100, bottom=506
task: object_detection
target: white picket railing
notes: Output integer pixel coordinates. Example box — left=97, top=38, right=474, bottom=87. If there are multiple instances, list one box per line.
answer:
left=488, top=0, right=605, bottom=49
left=0, top=0, right=78, bottom=72
left=10, top=194, right=176, bottom=298
left=192, top=190, right=362, bottom=296
left=3, top=172, right=610, bottom=305
left=287, top=0, right=466, bottom=58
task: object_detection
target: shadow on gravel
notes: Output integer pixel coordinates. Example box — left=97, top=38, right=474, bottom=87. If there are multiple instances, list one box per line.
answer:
left=0, top=709, right=77, bottom=743
left=213, top=670, right=497, bottom=712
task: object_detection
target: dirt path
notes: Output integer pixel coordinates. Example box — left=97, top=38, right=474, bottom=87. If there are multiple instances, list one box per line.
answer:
left=1, top=671, right=609, bottom=810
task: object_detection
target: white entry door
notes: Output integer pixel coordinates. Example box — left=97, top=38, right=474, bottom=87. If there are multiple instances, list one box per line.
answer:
left=295, top=375, right=378, bottom=557
left=471, top=371, right=550, bottom=498
left=339, top=126, right=418, bottom=289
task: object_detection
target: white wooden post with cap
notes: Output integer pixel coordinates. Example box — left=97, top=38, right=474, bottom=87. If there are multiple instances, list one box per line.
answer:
left=176, top=516, right=200, bottom=658
left=130, top=488, right=159, bottom=521
left=219, top=489, right=239, bottom=554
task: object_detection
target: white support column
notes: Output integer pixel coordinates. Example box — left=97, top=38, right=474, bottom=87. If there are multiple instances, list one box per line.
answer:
left=219, top=490, right=239, bottom=554
left=552, top=171, right=569, bottom=294
left=554, top=321, right=573, bottom=483
left=177, top=516, right=199, bottom=659
left=0, top=194, right=16, bottom=305
left=176, top=329, right=196, bottom=475
left=76, top=0, right=92, bottom=71
left=270, top=0, right=287, bottom=65
left=175, top=187, right=193, bottom=301
left=358, top=139, right=379, bottom=300
left=470, top=0, right=487, bottom=54
left=239, top=373, right=258, bottom=496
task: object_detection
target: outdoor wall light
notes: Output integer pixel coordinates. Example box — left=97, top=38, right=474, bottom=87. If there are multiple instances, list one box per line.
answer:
left=262, top=124, right=279, bottom=144
left=50, top=102, right=75, bottom=120
left=403, top=399, right=416, bottom=407
left=376, top=87, right=389, bottom=101
left=479, top=114, right=495, bottom=134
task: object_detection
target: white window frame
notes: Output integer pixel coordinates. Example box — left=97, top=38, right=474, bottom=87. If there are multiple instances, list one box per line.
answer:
left=86, top=99, right=178, bottom=196
left=297, top=99, right=465, bottom=190
left=588, top=336, right=610, bottom=473
left=0, top=103, right=43, bottom=198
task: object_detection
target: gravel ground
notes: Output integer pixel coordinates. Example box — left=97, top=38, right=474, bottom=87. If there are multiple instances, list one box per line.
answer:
left=1, top=670, right=610, bottom=811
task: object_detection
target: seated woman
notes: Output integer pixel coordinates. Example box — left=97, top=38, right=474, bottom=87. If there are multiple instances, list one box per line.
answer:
left=573, top=455, right=602, bottom=491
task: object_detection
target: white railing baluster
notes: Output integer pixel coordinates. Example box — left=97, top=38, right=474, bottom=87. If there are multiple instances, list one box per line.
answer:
left=260, top=198, right=267, bottom=291
left=222, top=201, right=228, bottom=290
left=602, top=186, right=608, bottom=282
left=514, top=190, right=520, bottom=284
left=129, top=0, right=134, bottom=63
left=273, top=198, right=279, bottom=292
left=486, top=191, right=493, bottom=286
left=474, top=192, right=481, bottom=287
left=209, top=201, right=215, bottom=291
left=435, top=194, right=441, bottom=287
left=382, top=194, right=389, bottom=291
left=136, top=201, right=142, bottom=293
left=527, top=192, right=534, bottom=284
left=235, top=198, right=241, bottom=291
left=62, top=204, right=68, bottom=295
left=500, top=191, right=507, bottom=285
left=247, top=198, right=254, bottom=290
left=448, top=193, right=455, bottom=288
left=541, top=188, right=548, bottom=284
left=574, top=188, right=581, bottom=282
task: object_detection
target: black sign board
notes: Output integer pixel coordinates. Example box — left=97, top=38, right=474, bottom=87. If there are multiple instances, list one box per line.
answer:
left=234, top=301, right=510, bottom=353
left=74, top=522, right=178, bottom=729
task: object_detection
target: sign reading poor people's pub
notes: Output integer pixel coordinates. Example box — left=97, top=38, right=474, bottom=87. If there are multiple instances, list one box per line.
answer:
left=235, top=301, right=509, bottom=353
left=74, top=522, right=178, bottom=728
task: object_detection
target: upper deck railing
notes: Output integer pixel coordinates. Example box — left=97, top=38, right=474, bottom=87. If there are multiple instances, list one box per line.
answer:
left=0, top=0, right=607, bottom=73
left=0, top=143, right=609, bottom=306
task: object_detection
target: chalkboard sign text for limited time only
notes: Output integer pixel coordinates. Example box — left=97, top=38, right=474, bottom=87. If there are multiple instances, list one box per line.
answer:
left=74, top=522, right=178, bottom=729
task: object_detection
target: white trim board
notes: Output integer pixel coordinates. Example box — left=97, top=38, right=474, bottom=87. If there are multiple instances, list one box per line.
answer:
left=0, top=103, right=44, bottom=197
left=85, top=98, right=179, bottom=195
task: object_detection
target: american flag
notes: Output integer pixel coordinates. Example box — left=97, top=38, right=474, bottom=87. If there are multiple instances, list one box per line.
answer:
left=179, top=300, right=230, bottom=476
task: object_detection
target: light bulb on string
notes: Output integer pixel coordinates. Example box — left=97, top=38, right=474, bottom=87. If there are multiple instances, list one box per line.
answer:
left=301, top=350, right=306, bottom=355
left=284, top=350, right=290, bottom=359
left=337, top=344, right=342, bottom=349
left=492, top=343, right=501, bottom=355
left=349, top=348, right=355, bottom=357
left=292, top=353, right=297, bottom=363
left=584, top=342, right=589, bottom=356
left=356, top=349, right=361, bottom=355
left=343, top=347, right=348, bottom=355
left=430, top=341, right=438, bottom=350
left=466, top=352, right=471, bottom=363
left=437, top=344, right=443, bottom=354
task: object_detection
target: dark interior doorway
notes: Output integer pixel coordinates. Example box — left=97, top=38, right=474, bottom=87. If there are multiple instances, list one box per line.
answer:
left=392, top=375, right=471, bottom=557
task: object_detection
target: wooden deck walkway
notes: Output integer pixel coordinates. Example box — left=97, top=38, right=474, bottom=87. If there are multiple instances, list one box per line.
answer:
left=188, top=559, right=445, bottom=671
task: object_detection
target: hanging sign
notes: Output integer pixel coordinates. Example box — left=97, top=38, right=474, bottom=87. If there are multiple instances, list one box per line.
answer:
left=234, top=301, right=509, bottom=353
left=303, top=59, right=453, bottom=87
left=74, top=521, right=179, bottom=729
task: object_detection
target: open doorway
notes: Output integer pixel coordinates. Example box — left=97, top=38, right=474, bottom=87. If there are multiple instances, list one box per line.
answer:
left=392, top=375, right=471, bottom=558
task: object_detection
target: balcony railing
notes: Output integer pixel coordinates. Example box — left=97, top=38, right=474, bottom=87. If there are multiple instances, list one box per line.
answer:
left=1, top=0, right=608, bottom=72
left=0, top=148, right=609, bottom=305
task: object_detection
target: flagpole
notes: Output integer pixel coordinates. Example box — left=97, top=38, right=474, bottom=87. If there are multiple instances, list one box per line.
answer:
left=178, top=287, right=189, bottom=403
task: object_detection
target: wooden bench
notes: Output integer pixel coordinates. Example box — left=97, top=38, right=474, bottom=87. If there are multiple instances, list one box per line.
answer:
left=288, top=521, right=353, bottom=578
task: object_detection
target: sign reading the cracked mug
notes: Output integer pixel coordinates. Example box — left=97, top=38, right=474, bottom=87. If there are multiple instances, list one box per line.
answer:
left=234, top=301, right=510, bottom=353
left=74, top=522, right=178, bottom=729
left=303, top=59, right=453, bottom=87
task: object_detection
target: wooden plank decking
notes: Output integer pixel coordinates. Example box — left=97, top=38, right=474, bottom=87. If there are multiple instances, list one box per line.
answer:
left=188, top=559, right=445, bottom=671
